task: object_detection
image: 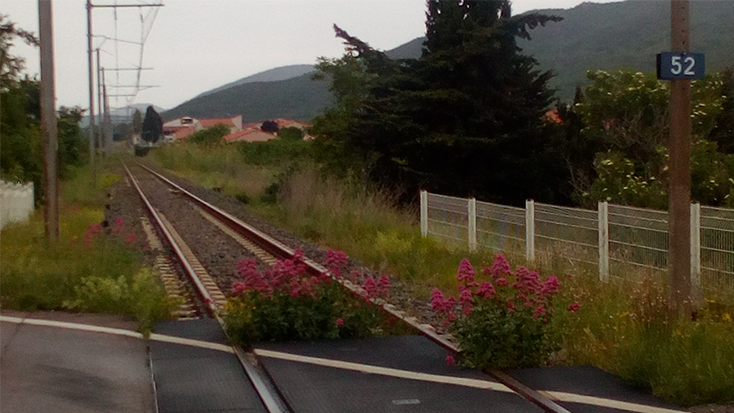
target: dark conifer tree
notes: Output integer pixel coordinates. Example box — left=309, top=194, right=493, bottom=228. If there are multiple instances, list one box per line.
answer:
left=141, top=106, right=163, bottom=144
left=329, top=0, right=563, bottom=205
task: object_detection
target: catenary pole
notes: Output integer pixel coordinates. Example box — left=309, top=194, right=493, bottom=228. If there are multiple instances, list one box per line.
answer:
left=669, top=0, right=692, bottom=313
left=87, top=0, right=96, bottom=186
left=39, top=0, right=59, bottom=239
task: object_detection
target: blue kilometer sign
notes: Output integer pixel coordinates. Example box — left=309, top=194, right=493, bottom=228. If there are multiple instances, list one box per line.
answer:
left=657, top=52, right=706, bottom=80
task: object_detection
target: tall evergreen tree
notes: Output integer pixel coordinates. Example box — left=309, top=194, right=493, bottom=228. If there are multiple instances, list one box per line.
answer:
left=316, top=0, right=563, bottom=204
left=141, top=106, right=163, bottom=144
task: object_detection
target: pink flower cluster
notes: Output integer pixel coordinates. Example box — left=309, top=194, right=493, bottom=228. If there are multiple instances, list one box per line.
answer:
left=233, top=249, right=316, bottom=298
left=431, top=254, right=572, bottom=324
left=232, top=249, right=356, bottom=300
left=361, top=274, right=390, bottom=299
left=82, top=216, right=137, bottom=246
left=325, top=249, right=349, bottom=278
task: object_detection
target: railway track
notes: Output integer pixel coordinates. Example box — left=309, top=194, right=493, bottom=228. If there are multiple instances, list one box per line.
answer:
left=122, top=162, right=692, bottom=413
left=122, top=162, right=575, bottom=413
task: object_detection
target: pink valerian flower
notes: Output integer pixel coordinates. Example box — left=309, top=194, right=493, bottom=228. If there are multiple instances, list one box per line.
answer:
left=335, top=318, right=344, bottom=327
left=567, top=302, right=581, bottom=312
left=111, top=216, right=125, bottom=236
left=514, top=266, right=541, bottom=294
left=459, top=288, right=473, bottom=305
left=445, top=355, right=456, bottom=366
left=540, top=275, right=560, bottom=296
left=477, top=282, right=496, bottom=299
left=533, top=305, right=546, bottom=319
left=495, top=277, right=509, bottom=287
left=507, top=300, right=515, bottom=311
left=124, top=233, right=137, bottom=244
left=463, top=303, right=473, bottom=315
left=236, top=259, right=273, bottom=295
left=456, top=259, right=476, bottom=286
left=430, top=288, right=446, bottom=312
left=83, top=223, right=104, bottom=246
left=362, top=277, right=377, bottom=298
left=487, top=254, right=512, bottom=279
left=376, top=274, right=390, bottom=297
left=325, top=249, right=349, bottom=278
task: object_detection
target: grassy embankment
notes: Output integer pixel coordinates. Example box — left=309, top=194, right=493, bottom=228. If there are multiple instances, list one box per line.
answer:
left=0, top=156, right=172, bottom=333
left=150, top=141, right=734, bottom=407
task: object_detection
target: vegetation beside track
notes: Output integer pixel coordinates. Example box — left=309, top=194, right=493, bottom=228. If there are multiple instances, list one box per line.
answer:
left=0, top=159, right=173, bottom=334
left=150, top=140, right=734, bottom=407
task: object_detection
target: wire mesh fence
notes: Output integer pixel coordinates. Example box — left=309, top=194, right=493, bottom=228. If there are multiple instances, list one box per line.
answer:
left=421, top=190, right=734, bottom=293
left=476, top=200, right=525, bottom=256
left=701, top=206, right=734, bottom=290
left=607, top=204, right=669, bottom=281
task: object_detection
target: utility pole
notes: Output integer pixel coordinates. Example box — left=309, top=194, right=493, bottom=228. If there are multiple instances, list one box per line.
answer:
left=86, top=0, right=96, bottom=186
left=39, top=0, right=59, bottom=240
left=96, top=48, right=104, bottom=156
left=669, top=0, right=692, bottom=313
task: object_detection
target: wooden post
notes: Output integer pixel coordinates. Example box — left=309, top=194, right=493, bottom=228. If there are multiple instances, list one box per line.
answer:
left=669, top=0, right=692, bottom=312
left=39, top=0, right=59, bottom=240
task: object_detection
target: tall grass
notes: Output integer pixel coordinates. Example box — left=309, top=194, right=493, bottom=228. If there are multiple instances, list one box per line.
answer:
left=147, top=142, right=733, bottom=405
left=0, top=161, right=171, bottom=333
left=150, top=143, right=274, bottom=199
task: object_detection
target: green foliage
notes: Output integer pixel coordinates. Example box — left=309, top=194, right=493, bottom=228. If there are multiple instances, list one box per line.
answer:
left=237, top=138, right=311, bottom=165
left=311, top=1, right=566, bottom=205
left=432, top=256, right=567, bottom=368
left=57, top=106, right=89, bottom=179
left=278, top=126, right=303, bottom=141
left=559, top=271, right=734, bottom=407
left=223, top=251, right=400, bottom=344
left=578, top=69, right=732, bottom=208
left=63, top=268, right=172, bottom=334
left=0, top=164, right=170, bottom=334
left=132, top=109, right=143, bottom=134
left=188, top=124, right=229, bottom=146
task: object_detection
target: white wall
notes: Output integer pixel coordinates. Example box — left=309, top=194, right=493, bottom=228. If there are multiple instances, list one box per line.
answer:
left=0, top=181, right=35, bottom=230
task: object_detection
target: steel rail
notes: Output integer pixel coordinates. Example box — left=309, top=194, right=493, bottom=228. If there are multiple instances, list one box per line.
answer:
left=124, top=164, right=290, bottom=413
left=138, top=163, right=572, bottom=413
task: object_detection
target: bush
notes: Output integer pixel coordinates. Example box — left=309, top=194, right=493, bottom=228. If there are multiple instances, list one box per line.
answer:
left=430, top=255, right=578, bottom=369
left=223, top=249, right=398, bottom=344
left=189, top=124, right=229, bottom=146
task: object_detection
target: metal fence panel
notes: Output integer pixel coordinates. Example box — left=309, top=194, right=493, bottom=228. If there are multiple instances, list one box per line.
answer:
left=426, top=193, right=468, bottom=246
left=534, top=202, right=598, bottom=266
left=476, top=200, right=525, bottom=254
left=701, top=206, right=734, bottom=289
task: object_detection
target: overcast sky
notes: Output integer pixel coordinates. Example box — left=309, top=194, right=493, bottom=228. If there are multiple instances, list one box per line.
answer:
left=5, top=0, right=621, bottom=111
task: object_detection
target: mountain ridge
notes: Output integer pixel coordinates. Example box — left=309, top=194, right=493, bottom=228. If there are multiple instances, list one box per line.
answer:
left=164, top=0, right=734, bottom=120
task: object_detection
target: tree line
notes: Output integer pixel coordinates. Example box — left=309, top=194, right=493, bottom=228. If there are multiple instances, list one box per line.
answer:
left=309, top=0, right=734, bottom=209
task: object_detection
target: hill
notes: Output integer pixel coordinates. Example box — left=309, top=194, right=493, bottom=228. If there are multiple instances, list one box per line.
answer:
left=163, top=73, right=332, bottom=122
left=195, top=64, right=316, bottom=99
left=518, top=0, right=734, bottom=101
left=164, top=0, right=734, bottom=120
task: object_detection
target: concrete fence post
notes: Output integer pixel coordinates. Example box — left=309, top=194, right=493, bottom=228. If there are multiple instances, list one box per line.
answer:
left=420, top=190, right=428, bottom=237
left=690, top=202, right=701, bottom=292
left=598, top=201, right=610, bottom=282
left=525, top=199, right=535, bottom=262
left=468, top=197, right=477, bottom=252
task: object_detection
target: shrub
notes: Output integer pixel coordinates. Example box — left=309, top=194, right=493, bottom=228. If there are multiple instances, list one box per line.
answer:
left=223, top=249, right=397, bottom=344
left=431, top=255, right=578, bottom=369
left=189, top=124, right=229, bottom=146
